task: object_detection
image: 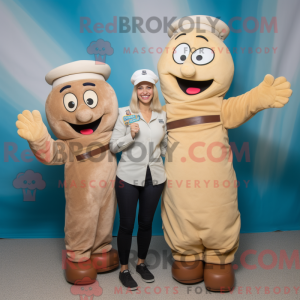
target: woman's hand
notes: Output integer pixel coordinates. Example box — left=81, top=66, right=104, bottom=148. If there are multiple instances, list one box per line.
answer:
left=130, top=123, right=139, bottom=139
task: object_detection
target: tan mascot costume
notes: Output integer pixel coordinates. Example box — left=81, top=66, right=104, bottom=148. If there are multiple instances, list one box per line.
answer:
left=158, top=16, right=292, bottom=291
left=15, top=61, right=119, bottom=284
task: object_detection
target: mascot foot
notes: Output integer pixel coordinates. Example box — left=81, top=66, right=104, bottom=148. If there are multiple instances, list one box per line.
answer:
left=91, top=248, right=119, bottom=273
left=204, top=263, right=234, bottom=292
left=65, top=259, right=97, bottom=285
left=172, top=260, right=204, bottom=284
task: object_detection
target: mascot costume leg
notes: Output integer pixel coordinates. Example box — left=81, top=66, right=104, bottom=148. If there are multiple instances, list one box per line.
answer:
left=157, top=16, right=292, bottom=292
left=16, top=61, right=119, bottom=284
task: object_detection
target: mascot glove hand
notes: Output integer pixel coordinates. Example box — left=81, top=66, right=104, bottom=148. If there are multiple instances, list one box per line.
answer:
left=257, top=74, right=293, bottom=109
left=16, top=110, right=48, bottom=142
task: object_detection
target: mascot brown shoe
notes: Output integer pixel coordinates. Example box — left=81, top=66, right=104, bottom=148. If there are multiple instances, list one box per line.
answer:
left=91, top=248, right=119, bottom=273
left=204, top=263, right=234, bottom=292
left=172, top=260, right=204, bottom=284
left=65, top=259, right=97, bottom=285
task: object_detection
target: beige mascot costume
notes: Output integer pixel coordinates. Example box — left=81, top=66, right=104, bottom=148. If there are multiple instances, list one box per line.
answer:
left=158, top=16, right=292, bottom=291
left=15, top=61, right=119, bottom=284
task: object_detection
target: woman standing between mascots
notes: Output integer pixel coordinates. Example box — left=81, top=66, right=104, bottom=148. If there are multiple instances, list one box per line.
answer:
left=110, top=69, right=167, bottom=291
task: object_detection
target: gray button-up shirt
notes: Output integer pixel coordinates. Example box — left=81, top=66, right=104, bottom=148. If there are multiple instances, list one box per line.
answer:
left=109, top=106, right=167, bottom=186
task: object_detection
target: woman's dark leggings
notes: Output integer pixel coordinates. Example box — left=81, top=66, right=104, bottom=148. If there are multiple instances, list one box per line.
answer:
left=115, top=166, right=165, bottom=265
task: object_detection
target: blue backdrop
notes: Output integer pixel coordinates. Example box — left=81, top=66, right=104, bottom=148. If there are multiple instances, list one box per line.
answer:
left=1, top=0, right=299, bottom=238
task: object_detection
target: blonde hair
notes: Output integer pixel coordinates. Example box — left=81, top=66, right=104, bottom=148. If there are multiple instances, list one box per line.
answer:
left=129, top=83, right=162, bottom=113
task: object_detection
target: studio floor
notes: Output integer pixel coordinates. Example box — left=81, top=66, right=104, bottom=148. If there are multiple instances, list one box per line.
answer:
left=1, top=231, right=300, bottom=300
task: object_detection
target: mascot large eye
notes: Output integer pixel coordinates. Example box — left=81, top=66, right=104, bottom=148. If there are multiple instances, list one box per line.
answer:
left=63, top=93, right=78, bottom=112
left=83, top=90, right=98, bottom=109
left=191, top=47, right=215, bottom=65
left=173, top=43, right=191, bottom=64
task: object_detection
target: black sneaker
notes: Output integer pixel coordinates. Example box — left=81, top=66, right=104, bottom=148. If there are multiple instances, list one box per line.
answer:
left=119, top=269, right=138, bottom=291
left=136, top=263, right=155, bottom=283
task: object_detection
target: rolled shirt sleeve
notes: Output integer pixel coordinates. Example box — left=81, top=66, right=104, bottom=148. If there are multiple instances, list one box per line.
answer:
left=109, top=108, right=135, bottom=153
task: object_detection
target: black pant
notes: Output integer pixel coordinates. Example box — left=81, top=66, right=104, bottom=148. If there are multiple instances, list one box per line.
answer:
left=115, top=166, right=165, bottom=265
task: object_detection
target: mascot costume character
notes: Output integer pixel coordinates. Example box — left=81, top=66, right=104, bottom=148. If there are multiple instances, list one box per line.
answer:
left=15, top=61, right=119, bottom=284
left=157, top=16, right=292, bottom=291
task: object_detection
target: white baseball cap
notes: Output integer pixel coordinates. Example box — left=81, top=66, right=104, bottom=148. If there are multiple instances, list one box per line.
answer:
left=45, top=60, right=111, bottom=88
left=131, top=69, right=159, bottom=86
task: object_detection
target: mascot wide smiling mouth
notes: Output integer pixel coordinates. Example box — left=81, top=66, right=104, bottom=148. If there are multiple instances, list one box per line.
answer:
left=16, top=60, right=120, bottom=284
left=158, top=15, right=292, bottom=292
